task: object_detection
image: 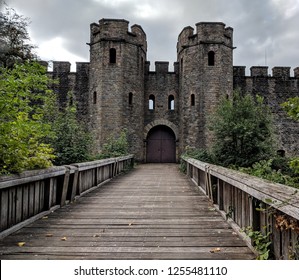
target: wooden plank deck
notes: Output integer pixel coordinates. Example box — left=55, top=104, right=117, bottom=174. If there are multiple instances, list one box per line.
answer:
left=0, top=164, right=255, bottom=260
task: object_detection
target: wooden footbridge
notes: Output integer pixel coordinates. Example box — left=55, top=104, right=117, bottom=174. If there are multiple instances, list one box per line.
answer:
left=0, top=156, right=298, bottom=259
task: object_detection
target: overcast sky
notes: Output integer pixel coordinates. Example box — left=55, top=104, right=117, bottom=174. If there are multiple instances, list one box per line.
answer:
left=2, top=0, right=299, bottom=74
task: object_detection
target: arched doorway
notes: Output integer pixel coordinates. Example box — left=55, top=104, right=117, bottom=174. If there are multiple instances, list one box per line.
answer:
left=146, top=125, right=176, bottom=163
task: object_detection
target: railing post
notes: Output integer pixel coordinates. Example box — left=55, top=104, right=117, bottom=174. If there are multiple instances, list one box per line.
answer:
left=71, top=167, right=79, bottom=201
left=217, top=179, right=224, bottom=210
left=44, top=178, right=54, bottom=211
left=60, top=167, right=70, bottom=207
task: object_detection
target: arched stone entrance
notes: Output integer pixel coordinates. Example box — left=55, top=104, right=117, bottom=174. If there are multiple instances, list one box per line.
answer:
left=146, top=125, right=176, bottom=163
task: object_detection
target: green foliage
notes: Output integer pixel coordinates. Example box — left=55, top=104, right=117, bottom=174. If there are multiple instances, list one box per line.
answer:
left=238, top=158, right=299, bottom=189
left=98, top=129, right=129, bottom=159
left=183, top=146, right=215, bottom=163
left=48, top=92, right=92, bottom=165
left=242, top=226, right=272, bottom=260
left=289, top=158, right=299, bottom=174
left=180, top=147, right=215, bottom=173
left=281, top=97, right=299, bottom=175
left=209, top=91, right=275, bottom=167
left=0, top=62, right=56, bottom=174
left=181, top=90, right=299, bottom=188
left=281, top=97, right=299, bottom=121
left=0, top=7, right=36, bottom=67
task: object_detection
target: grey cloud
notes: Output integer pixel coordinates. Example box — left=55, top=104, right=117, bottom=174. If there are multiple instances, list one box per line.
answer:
left=6, top=0, right=299, bottom=72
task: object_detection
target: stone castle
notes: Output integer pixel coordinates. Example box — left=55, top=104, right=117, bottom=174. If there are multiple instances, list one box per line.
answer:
left=49, top=18, right=299, bottom=162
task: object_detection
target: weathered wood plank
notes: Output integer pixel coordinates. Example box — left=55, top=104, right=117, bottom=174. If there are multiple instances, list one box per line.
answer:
left=0, top=167, right=66, bottom=190
left=0, top=164, right=254, bottom=260
left=184, top=158, right=299, bottom=220
left=15, top=187, right=23, bottom=224
left=8, top=187, right=16, bottom=228
left=1, top=252, right=255, bottom=260
left=184, top=157, right=299, bottom=260
left=0, top=190, right=8, bottom=231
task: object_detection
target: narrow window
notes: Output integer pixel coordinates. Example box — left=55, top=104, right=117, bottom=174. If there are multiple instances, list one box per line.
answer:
left=149, top=95, right=155, bottom=110
left=208, top=51, right=215, bottom=66
left=191, top=94, right=195, bottom=106
left=93, top=91, right=97, bottom=104
left=129, top=92, right=133, bottom=105
left=181, top=58, right=183, bottom=72
left=109, top=48, right=116, bottom=63
left=168, top=95, right=174, bottom=110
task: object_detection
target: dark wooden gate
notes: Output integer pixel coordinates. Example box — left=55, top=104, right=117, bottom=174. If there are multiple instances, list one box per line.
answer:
left=146, top=125, right=176, bottom=163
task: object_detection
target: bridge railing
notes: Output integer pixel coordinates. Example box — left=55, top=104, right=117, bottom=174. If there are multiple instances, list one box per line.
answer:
left=182, top=157, right=299, bottom=260
left=0, top=155, right=134, bottom=238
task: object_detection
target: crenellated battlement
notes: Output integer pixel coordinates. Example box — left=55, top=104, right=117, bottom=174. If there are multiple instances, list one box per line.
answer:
left=89, top=18, right=147, bottom=51
left=145, top=61, right=179, bottom=75
left=177, top=22, right=233, bottom=54
left=41, top=61, right=90, bottom=74
left=196, top=22, right=233, bottom=47
left=46, top=61, right=299, bottom=80
left=234, top=66, right=299, bottom=78
left=44, top=19, right=299, bottom=160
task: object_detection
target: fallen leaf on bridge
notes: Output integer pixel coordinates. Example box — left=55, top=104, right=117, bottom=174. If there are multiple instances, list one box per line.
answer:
left=17, top=242, right=26, bottom=247
left=210, top=248, right=221, bottom=253
left=61, top=237, right=67, bottom=241
left=45, top=233, right=53, bottom=237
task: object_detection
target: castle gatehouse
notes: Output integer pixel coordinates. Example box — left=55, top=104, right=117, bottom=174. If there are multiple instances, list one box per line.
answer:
left=49, top=19, right=299, bottom=162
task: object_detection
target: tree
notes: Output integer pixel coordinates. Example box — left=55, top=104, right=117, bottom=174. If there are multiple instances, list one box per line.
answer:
left=0, top=62, right=56, bottom=174
left=209, top=91, right=275, bottom=167
left=48, top=92, right=92, bottom=166
left=0, top=6, right=36, bottom=67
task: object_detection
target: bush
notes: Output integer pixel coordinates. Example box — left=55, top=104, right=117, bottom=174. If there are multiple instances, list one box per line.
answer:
left=0, top=62, right=56, bottom=174
left=48, top=92, right=92, bottom=166
left=97, top=129, right=129, bottom=159
left=238, top=158, right=299, bottom=188
left=209, top=91, right=275, bottom=167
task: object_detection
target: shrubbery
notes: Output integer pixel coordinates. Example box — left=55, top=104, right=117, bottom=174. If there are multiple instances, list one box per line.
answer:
left=95, top=129, right=129, bottom=159
left=0, top=62, right=56, bottom=174
left=47, top=92, right=92, bottom=166
left=0, top=7, right=93, bottom=174
left=209, top=91, right=275, bottom=167
left=239, top=158, right=299, bottom=188
left=182, top=91, right=299, bottom=189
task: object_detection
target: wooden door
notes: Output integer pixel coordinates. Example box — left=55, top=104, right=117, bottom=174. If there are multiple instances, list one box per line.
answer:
left=146, top=126, right=176, bottom=163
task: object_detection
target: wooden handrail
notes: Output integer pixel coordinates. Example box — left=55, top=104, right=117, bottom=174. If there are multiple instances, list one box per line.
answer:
left=0, top=155, right=134, bottom=238
left=182, top=156, right=299, bottom=260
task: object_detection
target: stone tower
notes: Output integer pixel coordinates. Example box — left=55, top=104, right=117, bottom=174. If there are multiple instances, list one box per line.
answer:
left=51, top=19, right=298, bottom=162
left=88, top=19, right=147, bottom=159
left=177, top=22, right=234, bottom=152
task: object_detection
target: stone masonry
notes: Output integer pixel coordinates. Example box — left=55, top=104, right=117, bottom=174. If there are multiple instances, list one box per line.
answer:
left=48, top=19, right=299, bottom=162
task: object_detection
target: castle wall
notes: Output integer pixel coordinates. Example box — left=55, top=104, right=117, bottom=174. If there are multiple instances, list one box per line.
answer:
left=47, top=19, right=299, bottom=162
left=234, top=66, right=299, bottom=156
left=74, top=62, right=90, bottom=118
left=144, top=62, right=179, bottom=130
left=49, top=61, right=90, bottom=122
